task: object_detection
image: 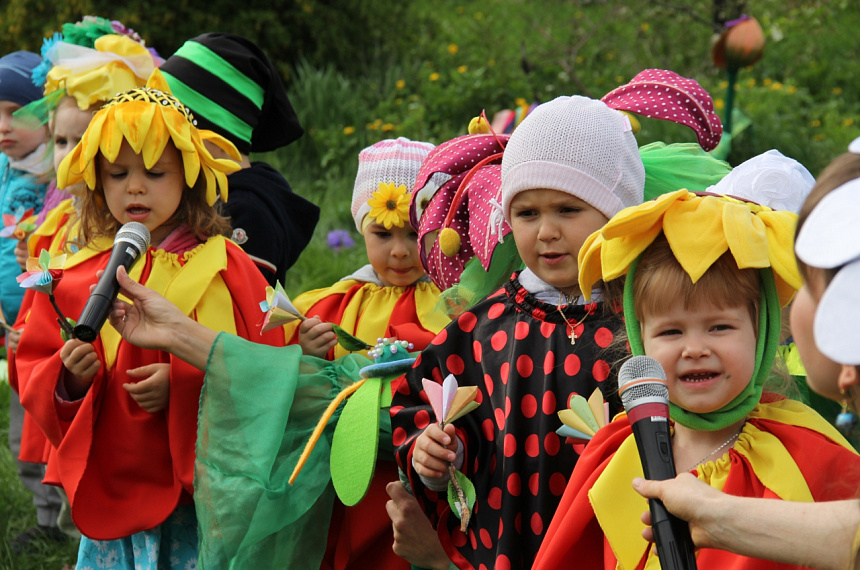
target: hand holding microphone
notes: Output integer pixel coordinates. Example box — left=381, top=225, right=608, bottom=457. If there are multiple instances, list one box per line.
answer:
left=619, top=355, right=698, bottom=570
left=74, top=222, right=150, bottom=342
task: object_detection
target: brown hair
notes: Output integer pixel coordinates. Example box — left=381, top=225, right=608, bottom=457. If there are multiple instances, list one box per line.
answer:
left=632, top=234, right=761, bottom=330
left=73, top=142, right=231, bottom=248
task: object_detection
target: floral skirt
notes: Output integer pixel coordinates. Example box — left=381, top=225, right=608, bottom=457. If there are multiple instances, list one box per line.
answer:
left=76, top=504, right=198, bottom=570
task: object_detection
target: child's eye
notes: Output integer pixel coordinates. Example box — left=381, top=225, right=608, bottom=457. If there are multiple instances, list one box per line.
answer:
left=54, top=137, right=67, bottom=146
left=711, top=324, right=734, bottom=332
left=514, top=209, right=536, bottom=218
left=146, top=170, right=165, bottom=178
left=657, top=329, right=681, bottom=336
left=560, top=206, right=582, bottom=214
left=374, top=231, right=391, bottom=238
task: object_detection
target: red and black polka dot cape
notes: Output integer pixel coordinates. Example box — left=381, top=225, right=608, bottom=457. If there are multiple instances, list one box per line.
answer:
left=391, top=274, right=625, bottom=570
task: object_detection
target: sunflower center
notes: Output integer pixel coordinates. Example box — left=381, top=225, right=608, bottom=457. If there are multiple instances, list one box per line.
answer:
left=386, top=199, right=397, bottom=210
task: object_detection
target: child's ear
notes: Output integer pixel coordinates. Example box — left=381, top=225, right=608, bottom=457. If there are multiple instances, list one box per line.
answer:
left=837, top=364, right=860, bottom=392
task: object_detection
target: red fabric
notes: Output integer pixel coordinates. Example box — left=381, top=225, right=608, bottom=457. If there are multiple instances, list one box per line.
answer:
left=15, top=241, right=285, bottom=540
left=322, top=461, right=409, bottom=570
left=288, top=282, right=439, bottom=358
left=533, top=410, right=860, bottom=570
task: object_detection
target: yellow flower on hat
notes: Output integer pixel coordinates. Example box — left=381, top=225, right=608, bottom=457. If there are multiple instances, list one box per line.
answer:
left=57, top=68, right=241, bottom=206
left=367, top=182, right=410, bottom=229
left=578, top=189, right=801, bottom=307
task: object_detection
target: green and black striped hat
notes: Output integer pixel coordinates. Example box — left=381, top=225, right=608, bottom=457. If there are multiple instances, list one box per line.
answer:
left=160, top=32, right=303, bottom=155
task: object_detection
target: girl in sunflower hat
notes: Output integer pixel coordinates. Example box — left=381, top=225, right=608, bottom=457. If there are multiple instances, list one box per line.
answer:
left=14, top=69, right=286, bottom=569
left=533, top=189, right=860, bottom=570
left=283, top=136, right=450, bottom=570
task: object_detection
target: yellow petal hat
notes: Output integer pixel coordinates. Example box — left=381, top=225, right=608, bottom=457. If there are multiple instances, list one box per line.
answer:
left=57, top=68, right=241, bottom=205
left=578, top=189, right=800, bottom=307
left=578, top=189, right=801, bottom=431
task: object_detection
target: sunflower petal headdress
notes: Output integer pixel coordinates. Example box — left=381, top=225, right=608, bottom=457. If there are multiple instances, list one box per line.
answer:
left=57, top=68, right=241, bottom=205
left=578, top=189, right=801, bottom=430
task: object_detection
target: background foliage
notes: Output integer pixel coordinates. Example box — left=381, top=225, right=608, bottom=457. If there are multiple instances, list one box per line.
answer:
left=1, top=1, right=859, bottom=567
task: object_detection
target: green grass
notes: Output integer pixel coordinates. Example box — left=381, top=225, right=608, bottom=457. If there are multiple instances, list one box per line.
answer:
left=0, top=380, right=80, bottom=570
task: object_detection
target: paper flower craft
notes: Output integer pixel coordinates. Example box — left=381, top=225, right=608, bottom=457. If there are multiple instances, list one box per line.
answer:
left=258, top=282, right=372, bottom=351
left=259, top=281, right=305, bottom=331
left=368, top=182, right=410, bottom=229
left=556, top=388, right=610, bottom=454
left=17, top=250, right=75, bottom=340
left=0, top=207, right=36, bottom=240
left=422, top=373, right=480, bottom=530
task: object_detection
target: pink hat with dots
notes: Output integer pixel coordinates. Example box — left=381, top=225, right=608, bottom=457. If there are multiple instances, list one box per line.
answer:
left=351, top=137, right=435, bottom=232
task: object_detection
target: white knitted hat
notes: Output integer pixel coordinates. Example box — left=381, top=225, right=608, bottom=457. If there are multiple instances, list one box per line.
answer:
left=501, top=95, right=645, bottom=221
left=351, top=137, right=435, bottom=232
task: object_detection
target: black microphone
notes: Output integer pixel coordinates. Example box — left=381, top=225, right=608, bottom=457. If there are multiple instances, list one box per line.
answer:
left=74, top=222, right=150, bottom=342
left=619, top=355, right=698, bottom=570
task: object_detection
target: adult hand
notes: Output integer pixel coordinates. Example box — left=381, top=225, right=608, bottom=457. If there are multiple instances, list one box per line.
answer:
left=14, top=239, right=28, bottom=271
left=108, top=265, right=189, bottom=352
left=632, top=472, right=721, bottom=549
left=385, top=481, right=451, bottom=570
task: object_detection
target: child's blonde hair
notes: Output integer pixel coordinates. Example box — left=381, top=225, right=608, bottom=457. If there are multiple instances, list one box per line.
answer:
left=633, top=234, right=760, bottom=332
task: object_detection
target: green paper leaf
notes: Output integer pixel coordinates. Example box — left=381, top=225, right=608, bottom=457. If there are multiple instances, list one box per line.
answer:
left=447, top=469, right=476, bottom=521
left=39, top=249, right=51, bottom=271
left=567, top=394, right=600, bottom=433
left=331, top=323, right=372, bottom=351
left=331, top=376, right=382, bottom=506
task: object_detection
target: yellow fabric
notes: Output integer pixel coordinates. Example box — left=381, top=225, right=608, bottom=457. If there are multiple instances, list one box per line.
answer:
left=590, top=399, right=856, bottom=570
left=57, top=69, right=240, bottom=206
left=44, top=35, right=156, bottom=110
left=578, top=189, right=801, bottom=307
left=27, top=198, right=79, bottom=257
left=287, top=278, right=449, bottom=360
left=64, top=236, right=236, bottom=369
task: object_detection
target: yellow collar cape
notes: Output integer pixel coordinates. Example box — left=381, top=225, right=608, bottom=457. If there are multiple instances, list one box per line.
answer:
left=56, top=68, right=241, bottom=206
left=578, top=190, right=802, bottom=430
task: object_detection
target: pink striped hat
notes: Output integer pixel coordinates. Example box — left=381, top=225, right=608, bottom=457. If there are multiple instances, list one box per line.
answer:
left=351, top=137, right=435, bottom=232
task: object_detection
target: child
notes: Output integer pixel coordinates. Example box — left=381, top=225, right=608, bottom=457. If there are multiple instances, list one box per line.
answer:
left=532, top=189, right=860, bottom=569
left=14, top=69, right=286, bottom=569
left=160, top=32, right=320, bottom=285
left=293, top=136, right=450, bottom=360
left=290, top=136, right=451, bottom=570
left=0, top=49, right=61, bottom=552
left=392, top=95, right=645, bottom=569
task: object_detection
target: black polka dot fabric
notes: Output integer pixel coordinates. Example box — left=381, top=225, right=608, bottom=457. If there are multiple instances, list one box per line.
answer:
left=391, top=274, right=624, bottom=569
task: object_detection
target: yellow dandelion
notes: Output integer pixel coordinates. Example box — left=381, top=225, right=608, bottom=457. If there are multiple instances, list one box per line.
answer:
left=301, top=2, right=312, bottom=13
left=605, top=52, right=615, bottom=61
left=576, top=56, right=584, bottom=64
left=810, top=120, right=821, bottom=128
left=833, top=87, right=843, bottom=95
left=489, top=59, right=496, bottom=67
left=456, top=5, right=465, bottom=14
left=763, top=78, right=772, bottom=86
left=381, top=123, right=395, bottom=132
left=771, top=82, right=783, bottom=90
left=475, top=12, right=484, bottom=20
left=448, top=44, right=459, bottom=55
left=343, top=126, right=355, bottom=135
left=788, top=85, right=798, bottom=94
left=640, top=23, right=649, bottom=32
left=367, top=182, right=410, bottom=229
left=395, top=98, right=403, bottom=105
left=615, top=75, right=624, bottom=84
left=813, top=134, right=825, bottom=142
left=458, top=65, right=468, bottom=74
left=367, top=119, right=382, bottom=131
left=429, top=72, right=440, bottom=82
left=515, top=97, right=528, bottom=108
left=715, top=99, right=725, bottom=110
left=844, top=118, right=854, bottom=127
left=720, top=81, right=728, bottom=89
left=396, top=79, right=405, bottom=90
left=747, top=78, right=756, bottom=87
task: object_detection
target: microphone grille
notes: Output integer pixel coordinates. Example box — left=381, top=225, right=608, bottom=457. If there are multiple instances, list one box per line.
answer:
left=115, top=222, right=151, bottom=254
left=618, top=355, right=669, bottom=411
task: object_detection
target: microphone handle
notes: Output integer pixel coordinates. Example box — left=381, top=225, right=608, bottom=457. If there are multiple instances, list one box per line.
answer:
left=631, top=418, right=699, bottom=570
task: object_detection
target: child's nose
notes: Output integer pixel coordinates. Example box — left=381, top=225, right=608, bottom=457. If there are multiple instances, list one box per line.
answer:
left=682, top=336, right=711, bottom=358
left=537, top=219, right=560, bottom=241
left=391, top=237, right=409, bottom=257
left=127, top=172, right=146, bottom=193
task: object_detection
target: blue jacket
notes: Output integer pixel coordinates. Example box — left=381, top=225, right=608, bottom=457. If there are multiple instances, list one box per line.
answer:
left=0, top=153, right=47, bottom=324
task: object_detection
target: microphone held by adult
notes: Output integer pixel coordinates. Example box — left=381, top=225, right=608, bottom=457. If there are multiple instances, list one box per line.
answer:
left=619, top=355, right=698, bottom=570
left=74, top=222, right=150, bottom=342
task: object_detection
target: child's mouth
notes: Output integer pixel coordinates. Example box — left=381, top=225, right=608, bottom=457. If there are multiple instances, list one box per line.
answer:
left=680, top=372, right=719, bottom=383
left=127, top=207, right=150, bottom=215
left=541, top=253, right=567, bottom=265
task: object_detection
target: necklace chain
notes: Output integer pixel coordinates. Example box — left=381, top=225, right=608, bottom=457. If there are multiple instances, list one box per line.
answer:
left=557, top=292, right=590, bottom=345
left=685, top=424, right=744, bottom=472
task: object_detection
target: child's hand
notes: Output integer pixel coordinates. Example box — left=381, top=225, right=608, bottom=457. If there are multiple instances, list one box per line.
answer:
left=14, top=240, right=28, bottom=271
left=385, top=481, right=451, bottom=570
left=60, top=339, right=101, bottom=399
left=122, top=363, right=170, bottom=413
left=298, top=316, right=337, bottom=358
left=7, top=327, right=21, bottom=353
left=413, top=423, right=458, bottom=479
